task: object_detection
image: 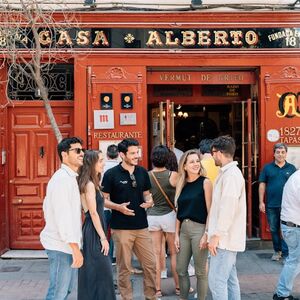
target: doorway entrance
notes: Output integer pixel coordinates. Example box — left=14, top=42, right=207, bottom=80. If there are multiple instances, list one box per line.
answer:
left=148, top=83, right=259, bottom=238
left=7, top=105, right=73, bottom=249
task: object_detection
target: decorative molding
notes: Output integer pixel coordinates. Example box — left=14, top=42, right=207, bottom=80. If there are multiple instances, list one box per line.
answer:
left=265, top=66, right=300, bottom=83
left=264, top=66, right=300, bottom=101
left=280, top=66, right=300, bottom=79
left=107, top=67, right=127, bottom=80
left=264, top=73, right=270, bottom=101
left=92, top=66, right=142, bottom=83
left=137, top=72, right=143, bottom=101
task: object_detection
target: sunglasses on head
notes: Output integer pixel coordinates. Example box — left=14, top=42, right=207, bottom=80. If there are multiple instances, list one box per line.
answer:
left=130, top=173, right=137, bottom=188
left=68, top=147, right=85, bottom=154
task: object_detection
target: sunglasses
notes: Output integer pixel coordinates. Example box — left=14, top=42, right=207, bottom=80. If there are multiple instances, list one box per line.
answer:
left=68, top=147, right=85, bottom=154
left=130, top=173, right=137, bottom=188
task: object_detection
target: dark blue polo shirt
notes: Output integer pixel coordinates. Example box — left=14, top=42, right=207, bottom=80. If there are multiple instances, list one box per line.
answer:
left=259, top=161, right=296, bottom=208
left=102, top=164, right=151, bottom=230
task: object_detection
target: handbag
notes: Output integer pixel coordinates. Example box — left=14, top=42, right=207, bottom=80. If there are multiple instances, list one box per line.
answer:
left=150, top=171, right=176, bottom=212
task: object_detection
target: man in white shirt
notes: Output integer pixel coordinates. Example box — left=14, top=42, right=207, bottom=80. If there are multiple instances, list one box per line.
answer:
left=207, top=136, right=246, bottom=300
left=273, top=169, right=300, bottom=300
left=40, top=137, right=84, bottom=300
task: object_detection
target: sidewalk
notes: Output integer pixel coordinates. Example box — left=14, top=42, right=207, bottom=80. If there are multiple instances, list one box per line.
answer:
left=0, top=244, right=300, bottom=300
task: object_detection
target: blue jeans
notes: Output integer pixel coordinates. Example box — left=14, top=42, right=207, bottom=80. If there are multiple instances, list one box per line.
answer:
left=266, top=207, right=289, bottom=257
left=208, top=248, right=241, bottom=300
left=45, top=250, right=77, bottom=300
left=104, top=210, right=114, bottom=260
left=276, top=224, right=300, bottom=297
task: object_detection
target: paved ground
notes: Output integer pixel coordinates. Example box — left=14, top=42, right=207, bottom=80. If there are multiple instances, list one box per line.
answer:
left=0, top=242, right=300, bottom=300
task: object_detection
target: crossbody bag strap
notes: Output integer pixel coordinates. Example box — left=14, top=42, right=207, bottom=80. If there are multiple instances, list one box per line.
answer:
left=150, top=171, right=176, bottom=212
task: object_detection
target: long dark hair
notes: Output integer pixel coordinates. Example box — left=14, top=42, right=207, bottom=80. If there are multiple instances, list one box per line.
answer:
left=78, top=150, right=102, bottom=193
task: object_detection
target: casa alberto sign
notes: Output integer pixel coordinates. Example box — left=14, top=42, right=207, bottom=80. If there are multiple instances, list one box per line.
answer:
left=1, top=27, right=300, bottom=49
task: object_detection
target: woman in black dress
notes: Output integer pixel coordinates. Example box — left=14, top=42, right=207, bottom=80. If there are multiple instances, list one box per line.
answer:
left=77, top=150, right=116, bottom=300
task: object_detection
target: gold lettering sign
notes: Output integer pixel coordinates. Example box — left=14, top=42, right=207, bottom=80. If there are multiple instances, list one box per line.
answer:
left=181, top=31, right=196, bottom=46
left=279, top=127, right=300, bottom=143
left=146, top=30, right=259, bottom=47
left=93, top=131, right=142, bottom=139
left=165, top=31, right=180, bottom=46
left=159, top=73, right=191, bottom=81
left=0, top=28, right=263, bottom=49
left=197, top=30, right=211, bottom=46
left=57, top=30, right=73, bottom=46
left=76, top=30, right=90, bottom=46
left=92, top=30, right=109, bottom=46
left=146, top=31, right=163, bottom=47
left=39, top=30, right=51, bottom=46
left=214, top=31, right=230, bottom=46
left=276, top=93, right=300, bottom=118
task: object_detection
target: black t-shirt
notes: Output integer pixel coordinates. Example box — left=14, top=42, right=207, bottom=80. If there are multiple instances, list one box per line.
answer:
left=102, top=164, right=151, bottom=230
left=177, top=176, right=208, bottom=224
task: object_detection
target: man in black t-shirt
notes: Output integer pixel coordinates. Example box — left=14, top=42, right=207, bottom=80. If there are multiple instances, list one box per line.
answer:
left=102, top=138, right=156, bottom=300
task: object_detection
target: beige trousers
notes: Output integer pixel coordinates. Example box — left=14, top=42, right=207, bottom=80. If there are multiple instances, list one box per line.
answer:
left=112, top=228, right=156, bottom=300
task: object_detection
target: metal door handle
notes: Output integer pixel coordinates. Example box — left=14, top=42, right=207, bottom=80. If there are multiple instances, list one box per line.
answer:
left=39, top=146, right=45, bottom=158
left=12, top=198, right=23, bottom=204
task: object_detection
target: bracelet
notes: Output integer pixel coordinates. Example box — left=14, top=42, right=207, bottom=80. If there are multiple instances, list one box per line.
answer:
left=100, top=237, right=107, bottom=242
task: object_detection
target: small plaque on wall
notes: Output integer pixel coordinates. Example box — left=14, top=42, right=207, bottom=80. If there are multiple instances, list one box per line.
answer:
left=94, top=110, right=114, bottom=129
left=100, top=93, right=113, bottom=109
left=120, top=113, right=137, bottom=125
left=121, top=93, right=133, bottom=109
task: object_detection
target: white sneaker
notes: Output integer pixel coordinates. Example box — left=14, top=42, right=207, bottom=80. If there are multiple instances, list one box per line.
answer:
left=271, top=252, right=282, bottom=261
left=161, top=269, right=167, bottom=279
left=188, top=263, right=195, bottom=276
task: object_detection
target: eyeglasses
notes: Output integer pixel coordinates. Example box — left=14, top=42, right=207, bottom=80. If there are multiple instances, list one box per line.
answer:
left=68, top=148, right=85, bottom=154
left=130, top=173, right=137, bottom=188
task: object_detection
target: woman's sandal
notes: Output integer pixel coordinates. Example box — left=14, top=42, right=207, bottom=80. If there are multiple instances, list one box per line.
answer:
left=175, top=287, right=194, bottom=296
left=156, top=290, right=163, bottom=297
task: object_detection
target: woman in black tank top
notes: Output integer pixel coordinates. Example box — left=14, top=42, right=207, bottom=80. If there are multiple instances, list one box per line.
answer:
left=174, top=149, right=212, bottom=300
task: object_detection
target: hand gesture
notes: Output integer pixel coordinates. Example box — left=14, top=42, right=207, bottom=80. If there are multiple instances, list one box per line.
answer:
left=71, top=248, right=84, bottom=268
left=101, top=239, right=110, bottom=256
left=119, top=202, right=135, bottom=216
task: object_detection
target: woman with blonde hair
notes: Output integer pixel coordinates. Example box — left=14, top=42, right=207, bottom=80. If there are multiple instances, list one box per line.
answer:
left=175, top=149, right=212, bottom=300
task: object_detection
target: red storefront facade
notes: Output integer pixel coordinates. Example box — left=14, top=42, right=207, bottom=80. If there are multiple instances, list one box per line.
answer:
left=1, top=11, right=300, bottom=252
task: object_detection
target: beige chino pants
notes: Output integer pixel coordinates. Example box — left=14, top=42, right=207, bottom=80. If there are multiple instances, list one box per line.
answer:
left=112, top=228, right=156, bottom=300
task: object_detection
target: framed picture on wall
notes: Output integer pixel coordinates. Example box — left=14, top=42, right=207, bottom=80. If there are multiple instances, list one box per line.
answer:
left=121, top=93, right=133, bottom=109
left=100, top=93, right=113, bottom=109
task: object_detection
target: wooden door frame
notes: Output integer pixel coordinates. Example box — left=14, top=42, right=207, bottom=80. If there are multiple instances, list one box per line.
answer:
left=0, top=107, right=9, bottom=254
left=7, top=102, right=74, bottom=249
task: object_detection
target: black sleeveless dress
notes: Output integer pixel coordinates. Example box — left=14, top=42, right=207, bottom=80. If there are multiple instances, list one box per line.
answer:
left=78, top=190, right=116, bottom=300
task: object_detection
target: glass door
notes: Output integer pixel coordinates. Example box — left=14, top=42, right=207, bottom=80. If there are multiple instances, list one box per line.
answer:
left=232, top=99, right=258, bottom=237
left=149, top=100, right=175, bottom=150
